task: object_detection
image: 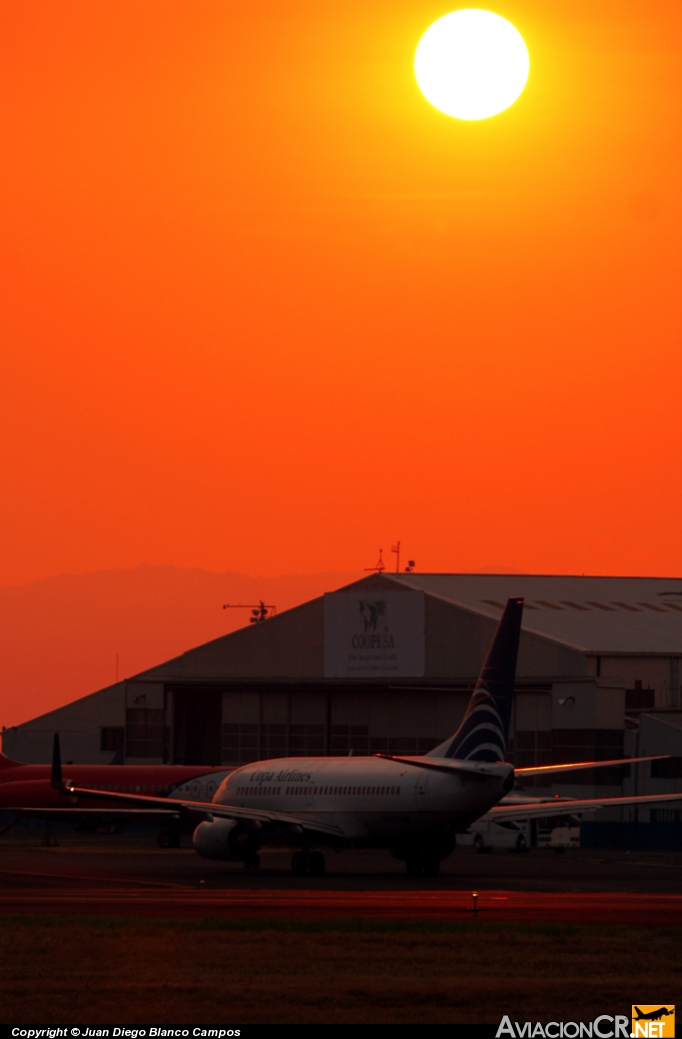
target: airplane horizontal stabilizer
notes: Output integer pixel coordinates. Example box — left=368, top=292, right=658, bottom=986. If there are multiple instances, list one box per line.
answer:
left=515, top=755, right=669, bottom=777
left=375, top=754, right=503, bottom=781
left=488, top=790, right=682, bottom=822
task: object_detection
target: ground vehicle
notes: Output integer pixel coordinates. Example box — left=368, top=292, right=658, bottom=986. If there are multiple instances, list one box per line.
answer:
left=537, top=814, right=581, bottom=853
left=458, top=817, right=529, bottom=853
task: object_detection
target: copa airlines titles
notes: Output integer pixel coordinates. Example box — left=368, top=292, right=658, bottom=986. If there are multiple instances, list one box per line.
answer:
left=249, top=768, right=312, bottom=785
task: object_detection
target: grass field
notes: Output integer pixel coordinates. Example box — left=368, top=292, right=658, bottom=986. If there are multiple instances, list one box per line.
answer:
left=0, top=915, right=679, bottom=1024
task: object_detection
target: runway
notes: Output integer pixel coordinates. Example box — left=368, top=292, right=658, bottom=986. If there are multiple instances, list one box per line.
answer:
left=2, top=833, right=682, bottom=924
left=1, top=885, right=681, bottom=923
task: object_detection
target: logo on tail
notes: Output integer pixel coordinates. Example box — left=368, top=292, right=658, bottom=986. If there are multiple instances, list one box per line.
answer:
left=429, top=598, right=524, bottom=763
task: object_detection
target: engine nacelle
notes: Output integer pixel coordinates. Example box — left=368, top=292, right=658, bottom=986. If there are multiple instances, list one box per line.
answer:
left=192, top=817, right=261, bottom=861
left=192, top=818, right=239, bottom=860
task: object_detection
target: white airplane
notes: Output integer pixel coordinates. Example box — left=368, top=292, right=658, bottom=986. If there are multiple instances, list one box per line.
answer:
left=52, top=597, right=682, bottom=876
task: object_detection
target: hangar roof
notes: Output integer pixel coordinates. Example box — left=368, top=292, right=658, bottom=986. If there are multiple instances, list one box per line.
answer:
left=384, top=574, right=682, bottom=655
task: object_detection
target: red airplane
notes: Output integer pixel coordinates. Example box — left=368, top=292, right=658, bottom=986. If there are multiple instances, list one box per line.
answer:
left=0, top=738, right=233, bottom=846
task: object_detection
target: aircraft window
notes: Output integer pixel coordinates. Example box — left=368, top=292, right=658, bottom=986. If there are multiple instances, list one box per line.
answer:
left=107, top=785, right=112, bottom=791
left=142, top=785, right=147, bottom=791
left=113, top=785, right=118, bottom=791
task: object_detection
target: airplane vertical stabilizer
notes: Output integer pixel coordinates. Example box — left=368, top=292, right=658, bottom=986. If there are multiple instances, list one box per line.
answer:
left=427, top=597, right=524, bottom=762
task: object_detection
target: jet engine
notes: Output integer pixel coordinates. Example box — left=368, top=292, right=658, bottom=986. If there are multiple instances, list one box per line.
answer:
left=192, top=817, right=261, bottom=861
left=192, top=818, right=237, bottom=860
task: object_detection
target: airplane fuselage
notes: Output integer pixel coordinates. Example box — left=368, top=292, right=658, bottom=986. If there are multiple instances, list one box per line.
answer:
left=0, top=759, right=232, bottom=810
left=214, top=756, right=513, bottom=846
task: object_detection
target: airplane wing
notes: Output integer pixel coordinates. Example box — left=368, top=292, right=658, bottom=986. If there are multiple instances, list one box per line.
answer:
left=52, top=785, right=346, bottom=838
left=488, top=790, right=682, bottom=821
left=48, top=734, right=344, bottom=839
left=514, top=755, right=667, bottom=777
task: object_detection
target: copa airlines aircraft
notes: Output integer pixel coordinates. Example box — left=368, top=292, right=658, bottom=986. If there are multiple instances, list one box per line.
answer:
left=52, top=598, right=682, bottom=876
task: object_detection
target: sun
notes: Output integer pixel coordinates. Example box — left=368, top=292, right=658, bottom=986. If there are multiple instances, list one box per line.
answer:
left=414, top=9, right=529, bottom=121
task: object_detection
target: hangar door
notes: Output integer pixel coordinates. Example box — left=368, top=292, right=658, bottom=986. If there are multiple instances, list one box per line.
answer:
left=172, top=689, right=222, bottom=765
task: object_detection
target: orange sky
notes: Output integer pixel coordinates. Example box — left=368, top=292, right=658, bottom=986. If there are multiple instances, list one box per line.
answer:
left=1, top=0, right=680, bottom=587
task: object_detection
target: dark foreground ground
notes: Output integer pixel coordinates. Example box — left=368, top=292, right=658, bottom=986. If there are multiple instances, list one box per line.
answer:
left=1, top=830, right=680, bottom=1023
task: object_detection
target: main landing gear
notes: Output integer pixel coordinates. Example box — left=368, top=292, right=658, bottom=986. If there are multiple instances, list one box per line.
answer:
left=291, top=850, right=326, bottom=876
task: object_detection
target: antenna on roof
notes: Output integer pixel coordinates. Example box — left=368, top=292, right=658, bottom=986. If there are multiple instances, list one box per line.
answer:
left=365, top=550, right=386, bottom=573
left=391, top=541, right=401, bottom=573
left=222, top=602, right=277, bottom=623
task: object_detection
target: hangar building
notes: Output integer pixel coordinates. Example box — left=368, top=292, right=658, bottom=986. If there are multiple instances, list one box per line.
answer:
left=3, top=573, right=682, bottom=844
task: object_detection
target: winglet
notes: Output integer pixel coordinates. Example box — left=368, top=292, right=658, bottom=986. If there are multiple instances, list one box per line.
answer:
left=51, top=733, right=63, bottom=790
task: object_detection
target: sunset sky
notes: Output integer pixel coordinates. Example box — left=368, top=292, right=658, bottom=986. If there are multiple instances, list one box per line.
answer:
left=1, top=0, right=680, bottom=590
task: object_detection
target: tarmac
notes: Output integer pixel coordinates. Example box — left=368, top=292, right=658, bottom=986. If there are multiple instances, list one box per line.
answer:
left=1, top=828, right=681, bottom=924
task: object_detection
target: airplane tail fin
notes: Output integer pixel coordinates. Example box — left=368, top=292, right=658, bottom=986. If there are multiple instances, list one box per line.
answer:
left=427, top=597, right=524, bottom=763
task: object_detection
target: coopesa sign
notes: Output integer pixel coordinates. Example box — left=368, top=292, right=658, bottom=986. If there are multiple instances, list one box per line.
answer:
left=323, top=589, right=425, bottom=678
left=351, top=633, right=395, bottom=650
